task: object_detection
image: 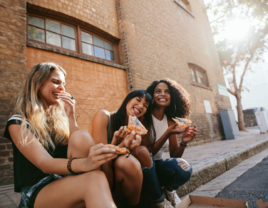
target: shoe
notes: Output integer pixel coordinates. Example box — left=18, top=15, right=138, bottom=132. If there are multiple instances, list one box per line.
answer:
left=155, top=199, right=174, bottom=208
left=164, top=189, right=181, bottom=207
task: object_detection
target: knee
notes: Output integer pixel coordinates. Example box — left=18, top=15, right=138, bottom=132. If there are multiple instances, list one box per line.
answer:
left=69, top=131, right=94, bottom=150
left=115, top=155, right=142, bottom=176
left=132, top=146, right=152, bottom=168
left=68, top=131, right=95, bottom=158
left=177, top=158, right=191, bottom=172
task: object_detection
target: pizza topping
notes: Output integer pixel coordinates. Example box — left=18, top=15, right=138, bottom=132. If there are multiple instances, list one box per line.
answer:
left=172, top=117, right=192, bottom=129
left=125, top=115, right=148, bottom=135
left=105, top=144, right=130, bottom=154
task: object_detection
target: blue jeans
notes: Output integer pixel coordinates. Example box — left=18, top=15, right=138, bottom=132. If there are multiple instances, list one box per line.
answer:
left=142, top=156, right=192, bottom=202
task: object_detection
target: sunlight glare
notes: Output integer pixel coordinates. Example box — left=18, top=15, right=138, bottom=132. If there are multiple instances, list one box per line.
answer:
left=223, top=19, right=250, bottom=41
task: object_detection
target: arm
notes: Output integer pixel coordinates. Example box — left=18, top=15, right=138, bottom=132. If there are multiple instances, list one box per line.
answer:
left=169, top=124, right=197, bottom=158
left=9, top=125, right=117, bottom=174
left=89, top=110, right=110, bottom=145
left=58, top=92, right=79, bottom=135
left=149, top=120, right=186, bottom=156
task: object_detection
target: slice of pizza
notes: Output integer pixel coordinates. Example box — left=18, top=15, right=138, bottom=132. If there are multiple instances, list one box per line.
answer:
left=172, top=117, right=192, bottom=129
left=105, top=144, right=130, bottom=154
left=125, top=115, right=148, bottom=135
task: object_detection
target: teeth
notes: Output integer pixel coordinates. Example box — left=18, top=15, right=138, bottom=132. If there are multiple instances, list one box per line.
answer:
left=159, top=99, right=166, bottom=101
left=133, top=108, right=140, bottom=113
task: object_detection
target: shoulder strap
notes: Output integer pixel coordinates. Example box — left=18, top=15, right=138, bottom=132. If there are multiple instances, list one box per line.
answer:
left=107, top=115, right=112, bottom=144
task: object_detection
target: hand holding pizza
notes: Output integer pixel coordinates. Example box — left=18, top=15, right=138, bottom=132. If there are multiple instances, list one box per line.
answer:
left=111, top=126, right=128, bottom=145
left=85, top=143, right=119, bottom=171
left=119, top=130, right=141, bottom=151
left=181, top=124, right=197, bottom=144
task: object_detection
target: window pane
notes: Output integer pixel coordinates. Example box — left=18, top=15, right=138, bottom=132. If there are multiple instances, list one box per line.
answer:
left=105, top=41, right=114, bottom=51
left=46, top=20, right=61, bottom=34
left=93, top=36, right=104, bottom=47
left=105, top=50, right=115, bottom=61
left=46, top=31, right=61, bottom=47
left=62, top=37, right=76, bottom=50
left=28, top=16, right=45, bottom=28
left=82, top=43, right=93, bottom=55
left=190, top=69, right=196, bottom=82
left=62, top=24, right=75, bottom=38
left=28, top=26, right=45, bottom=42
left=196, top=71, right=204, bottom=84
left=81, top=32, right=93, bottom=44
left=94, top=46, right=105, bottom=59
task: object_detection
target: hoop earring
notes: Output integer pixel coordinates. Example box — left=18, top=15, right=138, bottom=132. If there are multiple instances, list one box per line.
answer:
left=172, top=103, right=176, bottom=115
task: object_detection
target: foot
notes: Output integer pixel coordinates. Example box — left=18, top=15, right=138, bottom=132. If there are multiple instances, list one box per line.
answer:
left=164, top=189, right=181, bottom=207
left=155, top=199, right=174, bottom=208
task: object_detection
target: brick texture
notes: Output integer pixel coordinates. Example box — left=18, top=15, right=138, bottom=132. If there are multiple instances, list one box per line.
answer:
left=116, top=0, right=232, bottom=143
left=0, top=0, right=232, bottom=186
left=0, top=0, right=27, bottom=186
left=26, top=47, right=128, bottom=130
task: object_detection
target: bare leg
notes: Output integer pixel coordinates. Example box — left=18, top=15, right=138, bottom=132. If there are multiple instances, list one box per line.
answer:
left=34, top=171, right=116, bottom=208
left=131, top=146, right=152, bottom=167
left=114, top=155, right=143, bottom=206
left=67, top=130, right=114, bottom=188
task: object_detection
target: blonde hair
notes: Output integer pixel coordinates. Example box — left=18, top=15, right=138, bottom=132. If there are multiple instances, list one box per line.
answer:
left=14, top=62, right=69, bottom=150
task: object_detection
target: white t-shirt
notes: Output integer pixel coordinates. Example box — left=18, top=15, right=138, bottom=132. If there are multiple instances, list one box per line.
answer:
left=152, top=114, right=169, bottom=160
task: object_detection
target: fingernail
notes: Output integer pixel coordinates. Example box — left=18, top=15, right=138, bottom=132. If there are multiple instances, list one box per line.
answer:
left=124, top=126, right=127, bottom=130
left=120, top=126, right=123, bottom=130
left=110, top=149, right=115, bottom=152
left=131, top=130, right=135, bottom=134
left=136, top=135, right=140, bottom=139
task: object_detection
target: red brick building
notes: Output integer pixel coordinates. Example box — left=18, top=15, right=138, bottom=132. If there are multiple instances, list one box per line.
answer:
left=0, top=0, right=231, bottom=185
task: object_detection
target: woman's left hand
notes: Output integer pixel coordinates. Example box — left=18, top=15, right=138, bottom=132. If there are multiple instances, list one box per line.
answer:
left=181, top=124, right=197, bottom=144
left=58, top=92, right=75, bottom=118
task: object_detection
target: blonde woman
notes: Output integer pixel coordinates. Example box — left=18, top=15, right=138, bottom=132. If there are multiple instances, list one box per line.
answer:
left=4, top=63, right=118, bottom=208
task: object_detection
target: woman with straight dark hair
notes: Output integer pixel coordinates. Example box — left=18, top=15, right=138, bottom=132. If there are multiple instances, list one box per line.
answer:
left=4, top=62, right=118, bottom=208
left=88, top=89, right=154, bottom=206
left=143, top=78, right=197, bottom=208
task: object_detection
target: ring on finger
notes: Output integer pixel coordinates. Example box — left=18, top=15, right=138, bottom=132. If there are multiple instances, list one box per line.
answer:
left=70, top=95, right=75, bottom=100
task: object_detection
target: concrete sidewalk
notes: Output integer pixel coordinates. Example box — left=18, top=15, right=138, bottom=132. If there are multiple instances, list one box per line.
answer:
left=1, top=127, right=268, bottom=207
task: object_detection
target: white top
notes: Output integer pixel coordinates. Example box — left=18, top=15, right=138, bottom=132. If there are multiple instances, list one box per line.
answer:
left=152, top=114, right=169, bottom=160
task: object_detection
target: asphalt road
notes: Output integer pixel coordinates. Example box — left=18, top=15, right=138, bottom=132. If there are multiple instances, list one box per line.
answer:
left=216, top=156, right=268, bottom=208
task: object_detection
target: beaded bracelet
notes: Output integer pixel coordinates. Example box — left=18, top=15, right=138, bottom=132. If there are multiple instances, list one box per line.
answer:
left=67, top=158, right=79, bottom=175
left=180, top=142, right=187, bottom=147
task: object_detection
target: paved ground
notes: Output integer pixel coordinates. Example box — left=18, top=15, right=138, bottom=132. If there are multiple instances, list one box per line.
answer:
left=217, top=155, right=268, bottom=208
left=0, top=127, right=267, bottom=207
left=187, top=148, right=268, bottom=207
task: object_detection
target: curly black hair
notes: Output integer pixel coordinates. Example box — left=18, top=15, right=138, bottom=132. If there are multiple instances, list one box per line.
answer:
left=146, top=78, right=191, bottom=120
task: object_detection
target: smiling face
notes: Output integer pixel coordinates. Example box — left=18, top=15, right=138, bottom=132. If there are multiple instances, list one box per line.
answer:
left=39, top=68, right=66, bottom=108
left=126, top=95, right=149, bottom=118
left=153, top=82, right=171, bottom=107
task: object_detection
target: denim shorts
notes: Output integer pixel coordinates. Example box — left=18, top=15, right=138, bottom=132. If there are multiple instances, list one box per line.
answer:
left=19, top=174, right=63, bottom=208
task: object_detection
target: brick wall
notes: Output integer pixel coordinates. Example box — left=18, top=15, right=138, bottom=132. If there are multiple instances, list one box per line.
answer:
left=26, top=47, right=128, bottom=130
left=0, top=0, right=27, bottom=185
left=27, top=0, right=120, bottom=39
left=116, top=0, right=231, bottom=143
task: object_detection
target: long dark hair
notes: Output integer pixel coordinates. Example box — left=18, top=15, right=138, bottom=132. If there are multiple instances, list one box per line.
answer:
left=111, top=90, right=154, bottom=142
left=146, top=78, right=191, bottom=120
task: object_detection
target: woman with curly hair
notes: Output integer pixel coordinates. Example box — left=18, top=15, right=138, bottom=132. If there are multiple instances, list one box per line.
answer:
left=143, top=78, right=197, bottom=208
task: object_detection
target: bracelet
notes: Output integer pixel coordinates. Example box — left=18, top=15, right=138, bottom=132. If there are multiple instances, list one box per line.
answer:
left=67, top=158, right=79, bottom=175
left=180, top=142, right=187, bottom=147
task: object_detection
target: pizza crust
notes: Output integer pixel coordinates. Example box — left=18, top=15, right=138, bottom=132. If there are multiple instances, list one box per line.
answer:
left=105, top=144, right=130, bottom=154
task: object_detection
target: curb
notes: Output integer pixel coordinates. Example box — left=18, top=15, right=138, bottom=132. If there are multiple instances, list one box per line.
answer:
left=177, top=135, right=268, bottom=197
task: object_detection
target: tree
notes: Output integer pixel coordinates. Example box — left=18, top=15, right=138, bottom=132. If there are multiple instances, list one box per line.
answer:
left=205, top=0, right=268, bottom=131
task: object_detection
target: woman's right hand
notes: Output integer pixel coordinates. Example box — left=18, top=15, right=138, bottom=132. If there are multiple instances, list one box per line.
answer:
left=86, top=143, right=118, bottom=171
left=119, top=130, right=141, bottom=151
left=166, top=122, right=188, bottom=136
left=111, top=126, right=128, bottom=145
